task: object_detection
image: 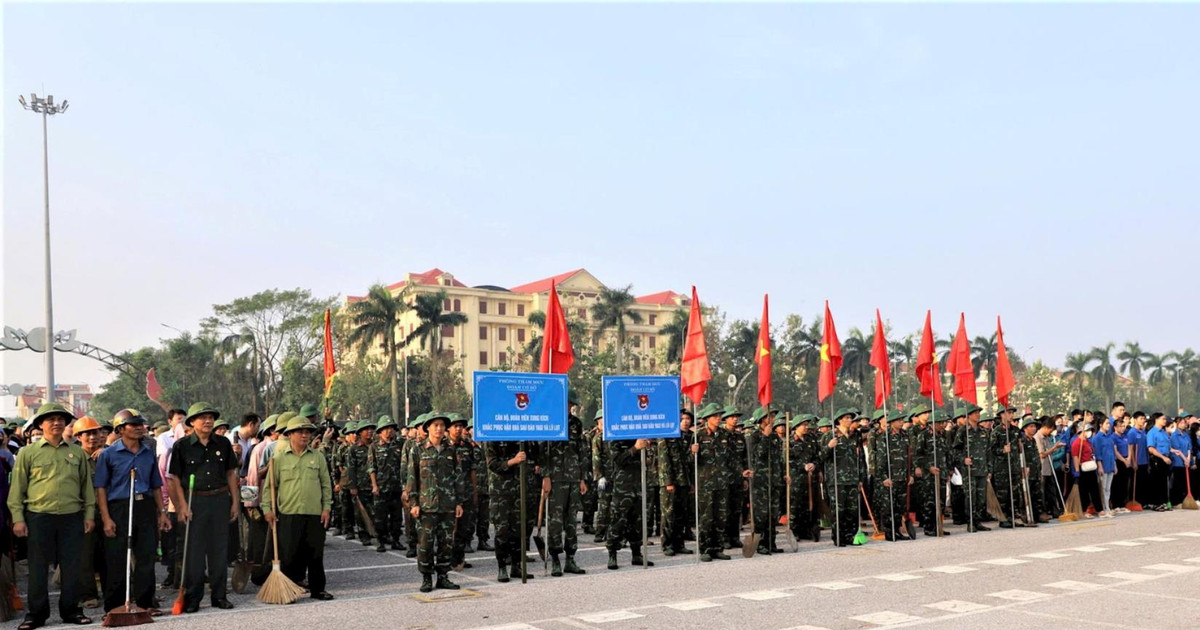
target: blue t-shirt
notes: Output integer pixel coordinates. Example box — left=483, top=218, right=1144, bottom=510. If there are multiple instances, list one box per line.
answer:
left=1169, top=430, right=1190, bottom=467
left=1112, top=431, right=1130, bottom=464
left=1127, top=427, right=1148, bottom=465
left=1092, top=430, right=1116, bottom=470
left=1147, top=427, right=1171, bottom=463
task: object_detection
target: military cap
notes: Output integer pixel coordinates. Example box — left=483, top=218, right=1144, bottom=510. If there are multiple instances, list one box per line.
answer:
left=871, top=409, right=887, bottom=422
left=932, top=411, right=951, bottom=423
left=751, top=406, right=775, bottom=423
left=952, top=410, right=966, bottom=421
left=298, top=403, right=320, bottom=419
left=833, top=407, right=857, bottom=422
left=355, top=419, right=376, bottom=433
left=816, top=417, right=832, bottom=428
left=1019, top=417, right=1038, bottom=429
left=284, top=415, right=318, bottom=434
left=410, top=413, right=428, bottom=429
left=214, top=417, right=233, bottom=431
left=261, top=414, right=279, bottom=435
left=739, top=416, right=756, bottom=429
left=72, top=416, right=102, bottom=435
left=276, top=411, right=298, bottom=429
left=907, top=404, right=931, bottom=419
left=772, top=414, right=787, bottom=428
left=466, top=418, right=474, bottom=429
left=184, top=402, right=220, bottom=426
left=447, top=413, right=468, bottom=426
left=423, top=413, right=450, bottom=429
left=152, top=421, right=169, bottom=433
left=887, top=409, right=907, bottom=423
left=979, top=414, right=996, bottom=423
left=722, top=406, right=743, bottom=419
left=112, top=408, right=148, bottom=430
left=964, top=403, right=983, bottom=415
left=30, top=402, right=75, bottom=430
left=698, top=402, right=723, bottom=419
left=789, top=414, right=812, bottom=430
left=594, top=409, right=604, bottom=421
left=375, top=415, right=398, bottom=431
left=680, top=407, right=695, bottom=418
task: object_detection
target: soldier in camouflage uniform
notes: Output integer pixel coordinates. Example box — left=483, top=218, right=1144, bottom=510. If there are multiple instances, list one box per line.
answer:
left=694, top=403, right=733, bottom=561
left=345, top=420, right=376, bottom=546
left=955, top=404, right=993, bottom=531
left=471, top=424, right=494, bottom=551
left=484, top=439, right=539, bottom=582
left=644, top=421, right=661, bottom=540
left=788, top=414, right=821, bottom=542
left=400, top=416, right=426, bottom=557
left=604, top=436, right=654, bottom=570
left=722, top=407, right=746, bottom=548
left=746, top=407, right=783, bottom=554
left=1019, top=416, right=1047, bottom=524
left=657, top=410, right=694, bottom=556
left=990, top=406, right=1024, bottom=528
left=822, top=409, right=862, bottom=547
left=335, top=422, right=358, bottom=539
left=591, top=414, right=611, bottom=543
left=368, top=415, right=406, bottom=552
left=447, top=414, right=476, bottom=567
left=871, top=410, right=911, bottom=541
left=947, top=410, right=967, bottom=524
left=406, top=412, right=465, bottom=593
left=580, top=417, right=598, bottom=536
left=541, top=412, right=588, bottom=576
left=911, top=407, right=952, bottom=537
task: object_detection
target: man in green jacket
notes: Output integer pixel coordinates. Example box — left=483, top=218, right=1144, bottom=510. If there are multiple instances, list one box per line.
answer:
left=263, top=415, right=334, bottom=601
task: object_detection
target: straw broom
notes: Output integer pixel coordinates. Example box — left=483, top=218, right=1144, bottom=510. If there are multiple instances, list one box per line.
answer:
left=858, top=484, right=885, bottom=542
left=103, top=470, right=153, bottom=627
left=258, top=459, right=305, bottom=605
left=172, top=475, right=195, bottom=615
left=0, top=550, right=14, bottom=622
left=1182, top=466, right=1198, bottom=510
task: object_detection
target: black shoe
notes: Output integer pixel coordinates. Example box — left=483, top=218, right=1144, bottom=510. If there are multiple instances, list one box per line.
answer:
left=711, top=551, right=731, bottom=560
left=497, top=565, right=510, bottom=583
left=631, top=555, right=654, bottom=567
left=582, top=525, right=594, bottom=535
left=464, top=545, right=475, bottom=553
left=683, top=532, right=696, bottom=541
left=700, top=554, right=713, bottom=562
left=345, top=532, right=357, bottom=541
left=212, top=599, right=234, bottom=610
left=811, top=525, right=822, bottom=543
left=564, top=556, right=586, bottom=574
left=420, top=575, right=433, bottom=593
left=551, top=556, right=563, bottom=577
left=924, top=530, right=938, bottom=537
left=999, top=521, right=1013, bottom=529
left=674, top=547, right=694, bottom=555
left=608, top=551, right=619, bottom=570
left=311, top=591, right=335, bottom=601
left=405, top=548, right=417, bottom=558
left=183, top=604, right=199, bottom=614
left=663, top=548, right=676, bottom=557
left=17, top=618, right=45, bottom=630
left=477, top=541, right=494, bottom=552
left=391, top=543, right=406, bottom=551
left=376, top=544, right=387, bottom=553
left=893, top=533, right=909, bottom=541
left=729, top=538, right=743, bottom=548
left=361, top=538, right=373, bottom=546
left=594, top=535, right=606, bottom=543
left=435, top=575, right=460, bottom=590
left=770, top=546, right=784, bottom=553
left=509, top=565, right=534, bottom=580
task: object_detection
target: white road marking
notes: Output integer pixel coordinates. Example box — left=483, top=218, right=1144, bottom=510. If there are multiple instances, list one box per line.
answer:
left=849, top=611, right=925, bottom=625
left=1073, top=546, right=1108, bottom=553
left=1184, top=557, right=1200, bottom=563
left=807, top=581, right=862, bottom=590
left=1139, top=536, right=1177, bottom=542
left=576, top=611, right=644, bottom=623
left=981, top=557, right=1028, bottom=566
left=1107, top=540, right=1145, bottom=547
left=779, top=626, right=832, bottom=630
left=924, top=600, right=992, bottom=613
left=734, top=590, right=793, bottom=600
left=987, top=589, right=1050, bottom=602
left=873, top=573, right=923, bottom=582
left=1024, top=551, right=1070, bottom=559
left=1099, top=571, right=1157, bottom=581
left=927, top=565, right=976, bottom=574
left=1141, top=563, right=1195, bottom=573
left=1174, top=532, right=1200, bottom=538
left=326, top=563, right=413, bottom=573
left=1044, top=580, right=1102, bottom=591
left=664, top=600, right=721, bottom=611
left=469, top=625, right=542, bottom=630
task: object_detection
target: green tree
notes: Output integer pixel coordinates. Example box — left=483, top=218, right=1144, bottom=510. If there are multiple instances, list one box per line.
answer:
left=404, top=290, right=469, bottom=401
left=1117, top=341, right=1153, bottom=405
left=1063, top=352, right=1091, bottom=407
left=525, top=310, right=588, bottom=371
left=840, top=328, right=871, bottom=408
left=1088, top=343, right=1118, bottom=408
left=889, top=335, right=917, bottom=400
left=658, top=307, right=690, bottom=365
left=1146, top=352, right=1172, bottom=386
left=1012, top=361, right=1075, bottom=416
left=590, top=284, right=643, bottom=372
left=345, top=284, right=409, bottom=424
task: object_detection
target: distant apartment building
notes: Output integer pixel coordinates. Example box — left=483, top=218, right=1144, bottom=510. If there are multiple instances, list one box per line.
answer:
left=16, top=383, right=94, bottom=418
left=344, top=268, right=688, bottom=394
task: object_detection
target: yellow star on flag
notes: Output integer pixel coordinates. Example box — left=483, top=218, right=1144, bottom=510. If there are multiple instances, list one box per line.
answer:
left=758, top=342, right=770, bottom=358
left=820, top=343, right=829, bottom=363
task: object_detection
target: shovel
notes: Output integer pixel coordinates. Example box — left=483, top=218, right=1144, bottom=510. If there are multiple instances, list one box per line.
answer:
left=742, top=476, right=760, bottom=557
left=231, top=509, right=252, bottom=594
left=532, top=488, right=548, bottom=565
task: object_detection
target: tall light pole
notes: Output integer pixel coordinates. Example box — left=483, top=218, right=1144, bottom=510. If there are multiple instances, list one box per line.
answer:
left=18, top=92, right=68, bottom=404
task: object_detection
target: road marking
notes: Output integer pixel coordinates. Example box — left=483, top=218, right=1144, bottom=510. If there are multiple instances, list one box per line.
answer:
left=326, top=563, right=412, bottom=573
left=734, top=590, right=792, bottom=600
left=576, top=611, right=644, bottom=623
left=1184, top=557, right=1200, bottom=563
left=664, top=600, right=721, bottom=611
left=1099, top=571, right=1157, bottom=581
left=873, top=573, right=923, bottom=582
left=1174, top=532, right=1200, bottom=538
left=927, top=565, right=976, bottom=574
left=1073, top=546, right=1108, bottom=553
left=779, top=626, right=832, bottom=630
left=849, top=611, right=925, bottom=625
left=1139, top=536, right=1177, bottom=542
left=980, top=557, right=1028, bottom=566
left=925, top=600, right=992, bottom=613
left=987, top=589, right=1050, bottom=602
left=1107, top=540, right=1145, bottom=547
left=1141, top=563, right=1195, bottom=573
left=1044, top=580, right=1102, bottom=591
left=807, top=581, right=862, bottom=590
left=469, top=625, right=542, bottom=630
left=1024, top=551, right=1070, bottom=559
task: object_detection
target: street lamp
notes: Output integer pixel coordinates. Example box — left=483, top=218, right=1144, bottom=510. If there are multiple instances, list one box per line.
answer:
left=18, top=92, right=69, bottom=403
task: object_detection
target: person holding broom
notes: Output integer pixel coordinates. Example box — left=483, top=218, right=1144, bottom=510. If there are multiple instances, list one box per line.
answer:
left=94, top=410, right=170, bottom=616
left=262, top=415, right=334, bottom=601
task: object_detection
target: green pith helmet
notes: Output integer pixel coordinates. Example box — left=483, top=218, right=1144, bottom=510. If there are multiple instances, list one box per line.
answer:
left=423, top=413, right=450, bottom=429
left=355, top=419, right=375, bottom=434
left=1019, top=417, right=1038, bottom=430
left=888, top=409, right=907, bottom=423
left=964, top=403, right=983, bottom=415
left=907, top=404, right=931, bottom=419
left=833, top=408, right=857, bottom=422
left=698, top=402, right=722, bottom=419
left=276, top=411, right=298, bottom=429
left=817, top=417, right=832, bottom=428
left=298, top=403, right=320, bottom=419
left=721, top=406, right=742, bottom=420
left=466, top=418, right=474, bottom=430
left=184, top=402, right=220, bottom=426
left=213, top=417, right=231, bottom=431
left=342, top=420, right=357, bottom=435
left=932, top=411, right=950, bottom=424
left=751, top=406, right=774, bottom=423
left=448, top=413, right=467, bottom=426
left=739, top=416, right=756, bottom=430
left=871, top=409, right=887, bottom=422
left=790, top=413, right=814, bottom=430
left=261, top=414, right=279, bottom=435
left=593, top=409, right=604, bottom=422
left=772, top=413, right=787, bottom=428
left=410, top=413, right=428, bottom=429
left=284, top=416, right=318, bottom=434
left=375, top=415, right=398, bottom=432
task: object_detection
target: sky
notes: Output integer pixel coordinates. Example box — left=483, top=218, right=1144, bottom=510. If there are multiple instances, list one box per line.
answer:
left=3, top=3, right=1199, bottom=416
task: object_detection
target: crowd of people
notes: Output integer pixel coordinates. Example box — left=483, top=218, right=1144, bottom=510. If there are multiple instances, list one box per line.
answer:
left=1, top=397, right=1196, bottom=629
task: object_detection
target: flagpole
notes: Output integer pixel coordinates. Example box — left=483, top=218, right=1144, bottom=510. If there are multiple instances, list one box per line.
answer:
left=932, top=387, right=942, bottom=537
left=884, top=395, right=896, bottom=541
left=785, top=410, right=796, bottom=551
left=640, top=445, right=648, bottom=570
left=966, top=413, right=975, bottom=533
left=830, top=396, right=838, bottom=546
left=693, top=401, right=701, bottom=564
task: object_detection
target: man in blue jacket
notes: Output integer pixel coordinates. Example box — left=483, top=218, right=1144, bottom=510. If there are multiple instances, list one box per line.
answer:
left=1145, top=413, right=1171, bottom=511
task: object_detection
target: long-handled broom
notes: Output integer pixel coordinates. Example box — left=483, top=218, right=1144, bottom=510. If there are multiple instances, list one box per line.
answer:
left=103, top=470, right=153, bottom=627
left=257, top=460, right=305, bottom=605
left=0, top=545, right=14, bottom=622
left=1182, top=465, right=1198, bottom=510
left=1050, top=467, right=1078, bottom=522
left=1126, top=447, right=1143, bottom=511
left=858, top=484, right=885, bottom=542
left=171, top=475, right=195, bottom=615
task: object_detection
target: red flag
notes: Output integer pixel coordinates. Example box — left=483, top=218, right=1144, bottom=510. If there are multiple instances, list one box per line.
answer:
left=818, top=300, right=842, bottom=403
left=916, top=311, right=944, bottom=407
left=946, top=313, right=977, bottom=404
left=995, top=316, right=1015, bottom=407
left=323, top=309, right=337, bottom=397
left=870, top=309, right=892, bottom=408
left=539, top=280, right=575, bottom=374
left=146, top=368, right=165, bottom=404
left=754, top=295, right=772, bottom=405
left=680, top=286, right=712, bottom=406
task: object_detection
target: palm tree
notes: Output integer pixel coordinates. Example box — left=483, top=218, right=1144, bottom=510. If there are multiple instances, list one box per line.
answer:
left=1173, top=349, right=1200, bottom=401
left=1088, top=343, right=1118, bottom=409
left=841, top=328, right=871, bottom=408
left=526, top=310, right=587, bottom=370
left=1145, top=352, right=1171, bottom=386
left=658, top=307, right=690, bottom=365
left=971, top=333, right=998, bottom=406
left=216, top=328, right=263, bottom=412
left=889, top=335, right=917, bottom=399
left=590, top=284, right=643, bottom=371
left=346, top=284, right=409, bottom=424
left=405, top=290, right=469, bottom=400
left=1063, top=352, right=1091, bottom=407
left=728, top=321, right=760, bottom=406
left=782, top=316, right=822, bottom=374
left=935, top=334, right=954, bottom=367
left=1117, top=341, right=1154, bottom=405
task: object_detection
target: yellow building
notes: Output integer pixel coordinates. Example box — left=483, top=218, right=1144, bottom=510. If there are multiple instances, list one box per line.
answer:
left=344, top=268, right=688, bottom=394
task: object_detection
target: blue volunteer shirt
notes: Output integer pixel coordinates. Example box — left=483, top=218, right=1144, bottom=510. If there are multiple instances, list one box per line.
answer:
left=1146, top=427, right=1170, bottom=463
left=1127, top=427, right=1148, bottom=466
left=94, top=438, right=163, bottom=500
left=1169, top=430, right=1189, bottom=467
left=1092, top=429, right=1116, bottom=471
left=1112, top=431, right=1130, bottom=465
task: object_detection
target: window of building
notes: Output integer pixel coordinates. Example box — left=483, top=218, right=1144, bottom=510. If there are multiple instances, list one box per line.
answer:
left=499, top=351, right=507, bottom=365
left=577, top=308, right=586, bottom=320
left=479, top=301, right=488, bottom=314
left=517, top=329, right=526, bottom=343
left=649, top=314, right=657, bottom=326
left=479, top=326, right=487, bottom=340
left=650, top=357, right=657, bottom=370
left=453, top=299, right=461, bottom=311
left=632, top=356, right=641, bottom=369
left=479, top=351, right=488, bottom=366
left=498, top=327, right=507, bottom=341
left=517, top=304, right=525, bottom=317
left=440, top=325, right=454, bottom=338
left=649, top=336, right=656, bottom=349
left=631, top=336, right=641, bottom=348
left=498, top=302, right=506, bottom=316
left=443, top=299, right=451, bottom=311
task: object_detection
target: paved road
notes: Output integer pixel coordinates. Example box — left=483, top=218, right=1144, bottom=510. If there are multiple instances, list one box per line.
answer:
left=34, top=510, right=1200, bottom=629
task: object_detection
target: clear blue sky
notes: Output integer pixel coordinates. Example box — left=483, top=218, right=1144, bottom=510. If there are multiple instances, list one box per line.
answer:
left=3, top=3, right=1198, bottom=414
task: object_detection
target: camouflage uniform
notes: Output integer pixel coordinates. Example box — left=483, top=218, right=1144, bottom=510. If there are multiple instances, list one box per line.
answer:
left=346, top=432, right=375, bottom=543
left=788, top=427, right=821, bottom=541
left=335, top=433, right=358, bottom=539
left=747, top=427, right=783, bottom=552
left=724, top=421, right=747, bottom=546
left=580, top=425, right=598, bottom=534
left=911, top=421, right=951, bottom=536
left=1019, top=430, right=1044, bottom=521
left=947, top=419, right=967, bottom=523
left=406, top=438, right=466, bottom=579
left=485, top=441, right=539, bottom=578
left=541, top=417, right=587, bottom=573
left=644, top=436, right=661, bottom=538
left=955, top=424, right=992, bottom=528
left=368, top=429, right=406, bottom=550
left=822, top=428, right=862, bottom=546
left=695, top=423, right=731, bottom=556
left=604, top=440, right=651, bottom=565
left=401, top=430, right=423, bottom=551
left=990, top=422, right=1025, bottom=524
left=871, top=425, right=909, bottom=540
left=451, top=432, right=476, bottom=565
left=657, top=434, right=692, bottom=553
left=591, top=428, right=611, bottom=541
left=472, top=441, right=491, bottom=547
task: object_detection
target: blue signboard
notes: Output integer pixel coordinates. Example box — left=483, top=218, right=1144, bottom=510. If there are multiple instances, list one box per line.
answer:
left=473, top=371, right=569, bottom=442
left=602, top=375, right=682, bottom=440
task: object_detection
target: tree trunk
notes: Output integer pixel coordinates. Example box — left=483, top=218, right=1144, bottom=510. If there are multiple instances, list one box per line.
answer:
left=387, top=338, right=400, bottom=424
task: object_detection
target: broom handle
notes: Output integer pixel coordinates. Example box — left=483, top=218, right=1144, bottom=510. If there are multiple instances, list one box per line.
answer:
left=177, top=475, right=194, bottom=604
left=125, top=469, right=135, bottom=607
left=270, top=459, right=281, bottom=563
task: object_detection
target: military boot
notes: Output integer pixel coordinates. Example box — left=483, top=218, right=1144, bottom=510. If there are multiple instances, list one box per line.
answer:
left=607, top=550, right=619, bottom=570
left=550, top=555, right=563, bottom=577
left=376, top=543, right=387, bottom=553
left=564, top=555, right=586, bottom=574
left=497, top=562, right=510, bottom=583
left=711, top=549, right=731, bottom=560
left=510, top=563, right=535, bottom=580
left=435, top=574, right=460, bottom=590
left=630, top=547, right=654, bottom=567
left=419, top=575, right=434, bottom=593
left=406, top=547, right=417, bottom=558
left=477, top=540, right=494, bottom=552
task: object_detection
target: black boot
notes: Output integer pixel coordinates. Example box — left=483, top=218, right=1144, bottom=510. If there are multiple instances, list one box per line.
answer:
left=406, top=548, right=417, bottom=558
left=608, top=550, right=619, bottom=570
left=420, top=574, right=433, bottom=593
left=391, top=541, right=406, bottom=550
left=711, top=549, right=731, bottom=560
left=550, top=555, right=563, bottom=577
left=630, top=548, right=654, bottom=567
left=510, top=563, right=534, bottom=580
left=435, top=574, right=460, bottom=590
left=376, top=543, right=387, bottom=553
left=477, top=540, right=494, bottom=552
left=497, top=563, right=510, bottom=583
left=564, top=555, right=586, bottom=574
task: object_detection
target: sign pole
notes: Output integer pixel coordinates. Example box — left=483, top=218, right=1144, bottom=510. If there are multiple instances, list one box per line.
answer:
left=641, top=447, right=648, bottom=570
left=519, top=440, right=528, bottom=584
left=693, top=401, right=701, bottom=564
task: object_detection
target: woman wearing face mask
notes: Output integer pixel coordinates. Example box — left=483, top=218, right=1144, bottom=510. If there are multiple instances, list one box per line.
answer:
left=1071, top=423, right=1103, bottom=519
